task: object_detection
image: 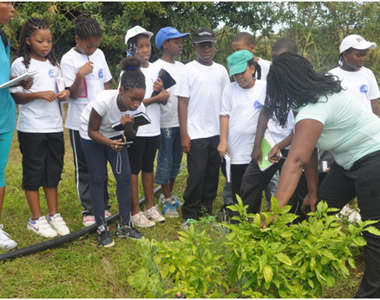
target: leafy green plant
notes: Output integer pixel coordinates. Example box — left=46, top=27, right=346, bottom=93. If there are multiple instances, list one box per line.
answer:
left=128, top=196, right=380, bottom=298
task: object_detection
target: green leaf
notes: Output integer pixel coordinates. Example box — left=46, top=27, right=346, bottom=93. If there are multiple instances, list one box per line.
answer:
left=320, top=249, right=336, bottom=260
left=275, top=253, right=292, bottom=266
left=353, top=236, right=367, bottom=246
left=365, top=225, right=380, bottom=236
left=263, top=265, right=273, bottom=282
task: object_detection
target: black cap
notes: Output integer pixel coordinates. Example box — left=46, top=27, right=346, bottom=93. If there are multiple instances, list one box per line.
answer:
left=193, top=28, right=216, bottom=44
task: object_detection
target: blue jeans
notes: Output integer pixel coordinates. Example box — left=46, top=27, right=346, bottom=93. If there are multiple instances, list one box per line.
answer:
left=80, top=136, right=131, bottom=227
left=154, top=127, right=183, bottom=185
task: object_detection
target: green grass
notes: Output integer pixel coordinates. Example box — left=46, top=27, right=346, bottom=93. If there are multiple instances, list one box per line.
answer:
left=0, top=125, right=364, bottom=298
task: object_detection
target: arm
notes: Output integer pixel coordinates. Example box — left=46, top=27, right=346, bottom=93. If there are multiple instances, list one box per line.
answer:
left=275, top=119, right=323, bottom=208
left=178, top=96, right=191, bottom=153
left=301, top=148, right=319, bottom=212
left=371, top=99, right=379, bottom=116
left=142, top=90, right=170, bottom=107
left=87, top=109, right=124, bottom=151
left=69, top=61, right=93, bottom=100
left=217, top=115, right=229, bottom=161
left=268, top=131, right=294, bottom=163
left=12, top=91, right=57, bottom=104
left=252, top=107, right=270, bottom=163
left=104, top=81, right=110, bottom=90
left=121, top=114, right=137, bottom=140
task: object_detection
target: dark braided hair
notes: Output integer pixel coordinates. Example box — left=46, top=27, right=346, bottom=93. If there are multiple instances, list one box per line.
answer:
left=247, top=58, right=261, bottom=80
left=17, top=17, right=58, bottom=69
left=75, top=17, right=102, bottom=39
left=120, top=56, right=146, bottom=91
left=265, top=53, right=342, bottom=126
left=126, top=33, right=150, bottom=56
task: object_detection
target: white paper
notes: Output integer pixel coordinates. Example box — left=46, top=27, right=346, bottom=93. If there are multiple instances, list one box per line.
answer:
left=224, top=153, right=231, bottom=183
left=56, top=76, right=65, bottom=92
left=0, top=70, right=38, bottom=89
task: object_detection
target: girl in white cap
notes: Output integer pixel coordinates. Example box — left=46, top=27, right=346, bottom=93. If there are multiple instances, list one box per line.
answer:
left=124, top=26, right=170, bottom=228
left=329, top=34, right=380, bottom=115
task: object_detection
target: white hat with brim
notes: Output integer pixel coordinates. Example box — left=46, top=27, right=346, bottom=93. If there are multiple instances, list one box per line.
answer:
left=125, top=25, right=153, bottom=46
left=339, top=34, right=377, bottom=54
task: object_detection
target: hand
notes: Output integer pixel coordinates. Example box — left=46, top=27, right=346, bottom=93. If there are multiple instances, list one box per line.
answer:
left=268, top=146, right=281, bottom=163
left=217, top=142, right=228, bottom=161
left=57, top=89, right=70, bottom=101
left=153, top=78, right=164, bottom=92
left=78, top=61, right=93, bottom=77
left=120, top=114, right=134, bottom=128
left=156, top=89, right=170, bottom=105
left=301, top=193, right=318, bottom=213
left=181, top=133, right=191, bottom=153
left=38, top=91, right=57, bottom=102
left=251, top=147, right=262, bottom=164
left=109, top=138, right=124, bottom=152
left=20, top=77, right=33, bottom=90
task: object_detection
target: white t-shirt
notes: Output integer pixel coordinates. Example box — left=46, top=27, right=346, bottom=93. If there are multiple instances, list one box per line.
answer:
left=329, top=66, right=380, bottom=112
left=153, top=59, right=184, bottom=128
left=136, top=63, right=161, bottom=137
left=10, top=57, right=63, bottom=133
left=221, top=80, right=267, bottom=164
left=258, top=58, right=271, bottom=80
left=80, top=89, right=144, bottom=140
left=267, top=111, right=294, bottom=146
left=174, top=60, right=230, bottom=139
left=60, top=48, right=112, bottom=130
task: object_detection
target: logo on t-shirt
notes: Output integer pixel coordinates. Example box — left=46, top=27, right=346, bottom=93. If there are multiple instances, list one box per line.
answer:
left=360, top=84, right=368, bottom=94
left=254, top=100, right=263, bottom=109
left=98, top=68, right=104, bottom=79
left=48, top=69, right=56, bottom=78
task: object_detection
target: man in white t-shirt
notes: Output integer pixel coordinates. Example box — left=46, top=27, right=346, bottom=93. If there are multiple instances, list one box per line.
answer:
left=175, top=28, right=230, bottom=226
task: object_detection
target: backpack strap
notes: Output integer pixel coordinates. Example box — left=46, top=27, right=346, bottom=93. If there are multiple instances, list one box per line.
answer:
left=0, top=29, right=9, bottom=49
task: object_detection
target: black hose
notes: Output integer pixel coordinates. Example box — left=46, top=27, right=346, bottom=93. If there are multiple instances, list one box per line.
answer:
left=0, top=186, right=162, bottom=262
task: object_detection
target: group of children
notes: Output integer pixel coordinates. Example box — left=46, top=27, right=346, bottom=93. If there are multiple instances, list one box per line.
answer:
left=0, top=11, right=379, bottom=249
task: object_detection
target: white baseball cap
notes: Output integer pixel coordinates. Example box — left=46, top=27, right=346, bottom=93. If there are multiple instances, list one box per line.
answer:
left=339, top=34, right=376, bottom=54
left=125, top=25, right=153, bottom=46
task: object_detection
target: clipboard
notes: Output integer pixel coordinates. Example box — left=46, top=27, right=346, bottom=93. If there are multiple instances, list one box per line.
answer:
left=0, top=70, right=38, bottom=89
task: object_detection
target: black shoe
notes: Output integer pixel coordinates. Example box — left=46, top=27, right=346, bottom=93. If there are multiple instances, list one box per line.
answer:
left=96, top=225, right=115, bottom=247
left=116, top=223, right=143, bottom=240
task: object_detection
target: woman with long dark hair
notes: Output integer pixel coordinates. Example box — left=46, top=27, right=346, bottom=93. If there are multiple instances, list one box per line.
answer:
left=267, top=53, right=380, bottom=297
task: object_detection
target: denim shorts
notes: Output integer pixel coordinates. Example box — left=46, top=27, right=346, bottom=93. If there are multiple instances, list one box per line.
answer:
left=154, top=127, right=183, bottom=185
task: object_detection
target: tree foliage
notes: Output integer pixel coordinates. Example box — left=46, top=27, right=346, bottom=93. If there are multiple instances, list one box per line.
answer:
left=1, top=2, right=379, bottom=84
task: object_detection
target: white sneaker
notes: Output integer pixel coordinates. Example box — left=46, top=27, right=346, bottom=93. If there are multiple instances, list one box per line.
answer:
left=0, top=224, right=17, bottom=250
left=130, top=212, right=155, bottom=228
left=83, top=215, right=96, bottom=227
left=47, top=213, right=70, bottom=236
left=144, top=206, right=166, bottom=223
left=28, top=216, right=57, bottom=238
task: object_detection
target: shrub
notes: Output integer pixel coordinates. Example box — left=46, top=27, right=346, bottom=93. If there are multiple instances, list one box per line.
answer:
left=128, top=197, right=380, bottom=298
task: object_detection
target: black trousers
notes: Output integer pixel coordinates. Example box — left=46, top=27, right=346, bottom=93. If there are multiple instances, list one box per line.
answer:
left=240, top=150, right=288, bottom=213
left=181, top=136, right=220, bottom=220
left=69, top=130, right=109, bottom=215
left=319, top=150, right=380, bottom=298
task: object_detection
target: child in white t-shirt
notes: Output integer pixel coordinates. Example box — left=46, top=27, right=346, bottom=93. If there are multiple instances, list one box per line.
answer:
left=60, top=17, right=112, bottom=227
left=79, top=57, right=145, bottom=247
left=124, top=26, right=170, bottom=228
left=175, top=28, right=230, bottom=226
left=218, top=50, right=267, bottom=206
left=153, top=27, right=189, bottom=218
left=329, top=34, right=380, bottom=115
left=10, top=17, right=70, bottom=238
